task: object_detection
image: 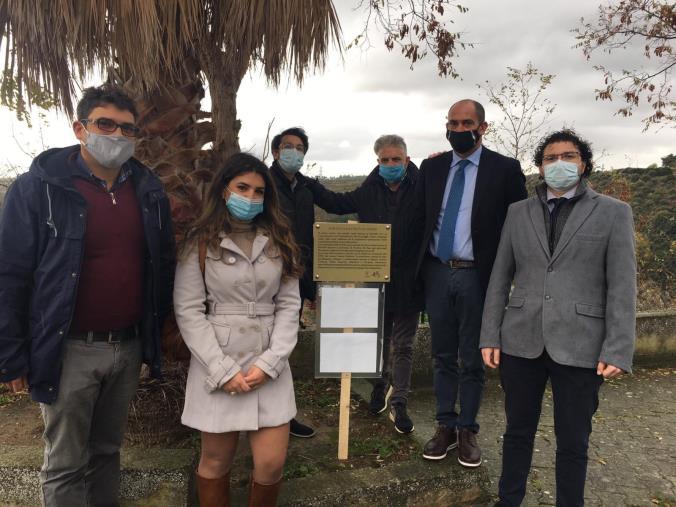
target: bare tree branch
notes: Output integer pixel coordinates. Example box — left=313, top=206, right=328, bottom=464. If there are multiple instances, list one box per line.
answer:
left=478, top=63, right=556, bottom=172
left=574, top=0, right=676, bottom=128
left=350, top=0, right=473, bottom=78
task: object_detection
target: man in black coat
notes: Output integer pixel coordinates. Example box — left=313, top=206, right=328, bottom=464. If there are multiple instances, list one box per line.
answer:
left=304, top=135, right=423, bottom=434
left=414, top=99, right=527, bottom=467
left=269, top=127, right=316, bottom=438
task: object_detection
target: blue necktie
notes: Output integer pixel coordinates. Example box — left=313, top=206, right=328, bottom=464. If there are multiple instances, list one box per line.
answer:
left=437, top=159, right=470, bottom=262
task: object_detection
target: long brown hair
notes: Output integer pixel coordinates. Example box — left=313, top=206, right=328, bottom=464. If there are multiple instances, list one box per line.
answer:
left=180, top=152, right=303, bottom=278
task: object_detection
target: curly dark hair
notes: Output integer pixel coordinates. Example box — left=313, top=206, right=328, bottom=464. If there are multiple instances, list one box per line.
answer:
left=76, top=85, right=138, bottom=121
left=533, top=129, right=594, bottom=177
left=180, top=152, right=302, bottom=279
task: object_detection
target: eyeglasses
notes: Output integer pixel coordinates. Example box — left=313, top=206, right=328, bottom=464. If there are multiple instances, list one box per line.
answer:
left=280, top=142, right=305, bottom=153
left=542, top=151, right=580, bottom=163
left=80, top=117, right=141, bottom=138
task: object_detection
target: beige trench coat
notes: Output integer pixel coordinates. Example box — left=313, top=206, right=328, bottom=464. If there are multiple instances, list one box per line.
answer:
left=174, top=232, right=300, bottom=433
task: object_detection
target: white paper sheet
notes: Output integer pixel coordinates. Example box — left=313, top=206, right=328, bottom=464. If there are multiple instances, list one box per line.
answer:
left=319, top=333, right=379, bottom=373
left=320, top=287, right=379, bottom=328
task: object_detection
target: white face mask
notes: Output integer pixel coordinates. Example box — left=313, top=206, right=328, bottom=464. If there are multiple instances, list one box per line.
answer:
left=83, top=130, right=135, bottom=168
left=543, top=160, right=580, bottom=192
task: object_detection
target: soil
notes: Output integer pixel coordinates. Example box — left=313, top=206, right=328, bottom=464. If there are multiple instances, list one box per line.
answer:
left=0, top=387, right=42, bottom=445
left=0, top=377, right=416, bottom=485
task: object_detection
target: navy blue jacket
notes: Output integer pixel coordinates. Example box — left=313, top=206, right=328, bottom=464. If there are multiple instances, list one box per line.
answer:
left=0, top=145, right=175, bottom=403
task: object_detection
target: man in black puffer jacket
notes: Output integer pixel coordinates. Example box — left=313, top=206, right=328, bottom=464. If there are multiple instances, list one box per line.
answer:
left=304, top=134, right=424, bottom=434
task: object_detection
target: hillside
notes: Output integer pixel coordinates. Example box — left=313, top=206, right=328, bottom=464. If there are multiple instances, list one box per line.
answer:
left=317, top=165, right=675, bottom=309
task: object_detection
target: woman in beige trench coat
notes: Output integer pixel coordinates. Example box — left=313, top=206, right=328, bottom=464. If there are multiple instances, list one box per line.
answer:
left=174, top=153, right=303, bottom=507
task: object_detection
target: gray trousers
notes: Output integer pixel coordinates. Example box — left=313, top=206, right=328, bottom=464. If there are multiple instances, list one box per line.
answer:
left=378, top=310, right=420, bottom=404
left=40, top=338, right=142, bottom=507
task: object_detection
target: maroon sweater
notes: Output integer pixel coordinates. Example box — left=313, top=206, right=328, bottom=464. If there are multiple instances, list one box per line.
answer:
left=69, top=178, right=145, bottom=332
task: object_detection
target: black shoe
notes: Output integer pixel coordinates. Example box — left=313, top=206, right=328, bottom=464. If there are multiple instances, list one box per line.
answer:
left=368, top=383, right=392, bottom=415
left=422, top=424, right=457, bottom=460
left=457, top=427, right=482, bottom=467
left=289, top=418, right=316, bottom=438
left=389, top=403, right=414, bottom=434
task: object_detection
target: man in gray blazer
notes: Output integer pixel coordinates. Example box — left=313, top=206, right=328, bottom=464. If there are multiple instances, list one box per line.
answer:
left=480, top=129, right=636, bottom=506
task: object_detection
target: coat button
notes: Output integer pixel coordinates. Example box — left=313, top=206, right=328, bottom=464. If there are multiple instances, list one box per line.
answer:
left=547, top=267, right=553, bottom=272
left=252, top=325, right=260, bottom=331
left=48, top=387, right=54, bottom=392
left=228, top=257, right=236, bottom=264
left=545, top=295, right=551, bottom=300
left=59, top=330, right=64, bottom=335
left=71, top=272, right=77, bottom=278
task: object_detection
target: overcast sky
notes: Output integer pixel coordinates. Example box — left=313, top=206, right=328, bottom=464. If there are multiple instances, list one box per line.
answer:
left=1, top=0, right=673, bottom=177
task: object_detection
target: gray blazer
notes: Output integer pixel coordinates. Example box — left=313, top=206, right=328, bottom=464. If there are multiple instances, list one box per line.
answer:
left=479, top=186, right=637, bottom=373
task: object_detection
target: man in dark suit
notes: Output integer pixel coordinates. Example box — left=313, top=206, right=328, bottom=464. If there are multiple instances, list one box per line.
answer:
left=414, top=99, right=527, bottom=467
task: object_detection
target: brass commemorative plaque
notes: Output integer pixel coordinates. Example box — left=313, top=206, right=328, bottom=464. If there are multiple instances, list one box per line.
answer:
left=313, top=223, right=391, bottom=282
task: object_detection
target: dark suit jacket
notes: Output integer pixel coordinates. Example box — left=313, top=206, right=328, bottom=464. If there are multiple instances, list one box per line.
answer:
left=413, top=146, right=527, bottom=294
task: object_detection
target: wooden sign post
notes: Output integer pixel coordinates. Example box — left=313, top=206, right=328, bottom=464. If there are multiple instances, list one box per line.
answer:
left=313, top=223, right=391, bottom=460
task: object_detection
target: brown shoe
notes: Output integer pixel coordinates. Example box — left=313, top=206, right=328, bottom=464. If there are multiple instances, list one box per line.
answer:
left=457, top=428, right=482, bottom=467
left=422, top=424, right=457, bottom=460
left=247, top=475, right=282, bottom=507
left=195, top=470, right=230, bottom=507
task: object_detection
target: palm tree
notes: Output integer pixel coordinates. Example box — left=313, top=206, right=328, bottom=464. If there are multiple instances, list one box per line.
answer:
left=0, top=0, right=342, bottom=238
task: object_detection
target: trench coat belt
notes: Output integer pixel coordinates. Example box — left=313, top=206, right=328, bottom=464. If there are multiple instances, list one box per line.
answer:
left=208, top=302, right=275, bottom=318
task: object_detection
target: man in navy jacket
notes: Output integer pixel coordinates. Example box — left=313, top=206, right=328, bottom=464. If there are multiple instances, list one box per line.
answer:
left=0, top=85, right=175, bottom=505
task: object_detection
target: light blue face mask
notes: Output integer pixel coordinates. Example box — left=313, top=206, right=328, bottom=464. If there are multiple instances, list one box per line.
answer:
left=379, top=163, right=406, bottom=183
left=278, top=149, right=304, bottom=174
left=226, top=192, right=264, bottom=221
left=543, top=160, right=580, bottom=192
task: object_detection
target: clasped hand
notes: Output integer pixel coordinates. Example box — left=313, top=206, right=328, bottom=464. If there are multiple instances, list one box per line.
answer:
left=222, top=366, right=269, bottom=394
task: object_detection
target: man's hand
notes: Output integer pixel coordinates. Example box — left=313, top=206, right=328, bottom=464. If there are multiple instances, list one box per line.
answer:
left=481, top=348, right=501, bottom=369
left=243, top=366, right=269, bottom=389
left=427, top=151, right=445, bottom=159
left=6, top=375, right=28, bottom=393
left=222, top=372, right=251, bottom=394
left=596, top=362, right=624, bottom=379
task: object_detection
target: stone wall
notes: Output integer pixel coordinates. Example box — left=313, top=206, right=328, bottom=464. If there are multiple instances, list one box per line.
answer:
left=290, top=310, right=676, bottom=382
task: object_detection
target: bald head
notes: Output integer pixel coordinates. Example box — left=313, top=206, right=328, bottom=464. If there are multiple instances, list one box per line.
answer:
left=449, top=99, right=485, bottom=124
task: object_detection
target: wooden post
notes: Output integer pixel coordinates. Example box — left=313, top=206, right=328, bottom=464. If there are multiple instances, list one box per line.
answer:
left=338, top=371, right=352, bottom=460
left=338, top=277, right=356, bottom=461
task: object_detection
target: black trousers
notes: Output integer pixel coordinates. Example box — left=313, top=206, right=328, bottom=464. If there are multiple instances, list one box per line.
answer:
left=497, top=351, right=603, bottom=507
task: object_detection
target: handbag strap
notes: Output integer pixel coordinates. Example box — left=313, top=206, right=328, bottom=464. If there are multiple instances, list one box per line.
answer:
left=198, top=238, right=207, bottom=278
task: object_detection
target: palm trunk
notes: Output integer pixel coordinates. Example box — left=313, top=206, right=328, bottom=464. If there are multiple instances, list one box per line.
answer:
left=198, top=48, right=248, bottom=170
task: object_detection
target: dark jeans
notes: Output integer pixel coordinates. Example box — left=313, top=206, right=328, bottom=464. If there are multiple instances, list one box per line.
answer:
left=497, top=351, right=603, bottom=507
left=40, top=338, right=142, bottom=507
left=422, top=257, right=485, bottom=432
left=375, top=310, right=420, bottom=404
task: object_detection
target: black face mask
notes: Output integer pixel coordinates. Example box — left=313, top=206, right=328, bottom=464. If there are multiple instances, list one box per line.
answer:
left=446, top=129, right=480, bottom=154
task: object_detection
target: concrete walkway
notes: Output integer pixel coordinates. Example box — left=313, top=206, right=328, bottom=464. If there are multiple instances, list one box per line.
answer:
left=356, top=366, right=676, bottom=506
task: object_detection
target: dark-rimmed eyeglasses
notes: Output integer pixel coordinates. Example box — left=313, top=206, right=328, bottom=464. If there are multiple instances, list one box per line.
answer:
left=80, top=117, right=141, bottom=138
left=543, top=152, right=580, bottom=163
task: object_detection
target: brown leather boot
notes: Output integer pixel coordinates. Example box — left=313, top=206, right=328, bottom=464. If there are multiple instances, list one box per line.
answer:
left=195, top=470, right=230, bottom=507
left=247, top=475, right=282, bottom=507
